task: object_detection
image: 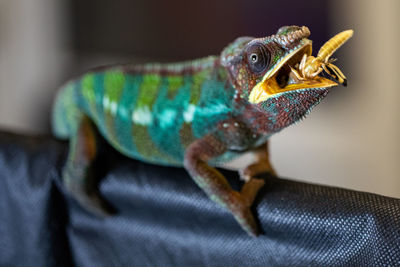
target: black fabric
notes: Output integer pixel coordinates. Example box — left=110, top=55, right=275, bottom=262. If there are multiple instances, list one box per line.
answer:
left=0, top=131, right=399, bottom=267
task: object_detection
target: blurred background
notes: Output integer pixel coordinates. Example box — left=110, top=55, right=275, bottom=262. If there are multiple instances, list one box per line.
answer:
left=0, top=0, right=398, bottom=197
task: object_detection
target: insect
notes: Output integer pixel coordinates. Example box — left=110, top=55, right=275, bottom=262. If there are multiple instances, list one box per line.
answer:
left=291, top=29, right=354, bottom=85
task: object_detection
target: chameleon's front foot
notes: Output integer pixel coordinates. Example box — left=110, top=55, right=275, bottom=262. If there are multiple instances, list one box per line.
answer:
left=229, top=178, right=265, bottom=237
left=185, top=134, right=265, bottom=237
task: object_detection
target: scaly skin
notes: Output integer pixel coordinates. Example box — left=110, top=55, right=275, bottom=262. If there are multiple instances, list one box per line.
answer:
left=53, top=26, right=348, bottom=236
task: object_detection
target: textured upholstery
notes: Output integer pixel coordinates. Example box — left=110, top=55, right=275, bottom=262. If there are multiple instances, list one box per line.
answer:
left=0, top=131, right=399, bottom=266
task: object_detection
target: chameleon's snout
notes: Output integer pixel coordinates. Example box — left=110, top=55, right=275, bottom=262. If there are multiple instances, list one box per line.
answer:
left=249, top=29, right=353, bottom=104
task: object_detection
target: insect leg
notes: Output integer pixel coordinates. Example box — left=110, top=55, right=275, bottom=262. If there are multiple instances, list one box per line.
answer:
left=290, top=66, right=305, bottom=80
left=324, top=63, right=347, bottom=85
left=310, top=66, right=323, bottom=79
left=299, top=54, right=307, bottom=72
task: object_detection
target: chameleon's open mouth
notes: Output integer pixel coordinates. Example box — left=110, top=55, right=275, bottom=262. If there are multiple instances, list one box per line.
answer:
left=249, top=40, right=338, bottom=104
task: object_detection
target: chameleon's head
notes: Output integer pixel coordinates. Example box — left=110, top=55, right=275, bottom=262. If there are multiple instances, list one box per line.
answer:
left=221, top=26, right=339, bottom=131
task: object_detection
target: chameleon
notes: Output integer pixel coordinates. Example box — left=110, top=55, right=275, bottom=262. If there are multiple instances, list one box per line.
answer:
left=52, top=25, right=352, bottom=237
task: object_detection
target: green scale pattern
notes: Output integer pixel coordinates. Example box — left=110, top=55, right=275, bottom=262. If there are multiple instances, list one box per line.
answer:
left=53, top=57, right=236, bottom=166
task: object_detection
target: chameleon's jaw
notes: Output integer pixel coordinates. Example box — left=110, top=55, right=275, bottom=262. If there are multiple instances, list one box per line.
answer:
left=249, top=40, right=338, bottom=104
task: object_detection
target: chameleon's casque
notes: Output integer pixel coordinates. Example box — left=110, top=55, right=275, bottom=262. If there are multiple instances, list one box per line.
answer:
left=53, top=26, right=352, bottom=236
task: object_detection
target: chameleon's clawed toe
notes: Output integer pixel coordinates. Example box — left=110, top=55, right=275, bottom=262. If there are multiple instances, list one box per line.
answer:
left=228, top=192, right=260, bottom=237
left=235, top=208, right=259, bottom=237
left=74, top=192, right=116, bottom=217
left=64, top=178, right=116, bottom=217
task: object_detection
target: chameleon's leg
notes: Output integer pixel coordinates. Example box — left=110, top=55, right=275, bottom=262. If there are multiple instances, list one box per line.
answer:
left=184, top=134, right=264, bottom=237
left=239, top=141, right=276, bottom=182
left=63, top=115, right=113, bottom=216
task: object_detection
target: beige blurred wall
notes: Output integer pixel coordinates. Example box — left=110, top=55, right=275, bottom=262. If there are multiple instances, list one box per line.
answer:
left=0, top=0, right=68, bottom=133
left=0, top=1, right=398, bottom=197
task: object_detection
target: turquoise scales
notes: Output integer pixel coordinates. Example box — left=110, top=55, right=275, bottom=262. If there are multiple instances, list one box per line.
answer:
left=53, top=56, right=237, bottom=166
left=52, top=26, right=351, bottom=236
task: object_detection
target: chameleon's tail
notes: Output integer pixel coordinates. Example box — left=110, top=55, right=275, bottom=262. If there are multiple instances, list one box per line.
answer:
left=52, top=82, right=81, bottom=139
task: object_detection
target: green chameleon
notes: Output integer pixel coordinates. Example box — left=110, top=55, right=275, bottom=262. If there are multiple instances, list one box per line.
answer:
left=52, top=25, right=351, bottom=237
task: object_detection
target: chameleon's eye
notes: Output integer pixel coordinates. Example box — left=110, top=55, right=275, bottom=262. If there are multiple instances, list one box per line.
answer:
left=246, top=42, right=271, bottom=74
left=250, top=53, right=258, bottom=62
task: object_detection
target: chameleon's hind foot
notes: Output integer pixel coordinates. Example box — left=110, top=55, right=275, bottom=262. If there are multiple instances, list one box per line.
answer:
left=63, top=114, right=115, bottom=217
left=74, top=190, right=115, bottom=217
left=63, top=169, right=115, bottom=217
left=239, top=142, right=276, bottom=182
left=241, top=178, right=265, bottom=205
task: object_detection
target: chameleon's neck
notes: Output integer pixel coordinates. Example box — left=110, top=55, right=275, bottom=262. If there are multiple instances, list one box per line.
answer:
left=234, top=89, right=330, bottom=137
left=232, top=97, right=279, bottom=137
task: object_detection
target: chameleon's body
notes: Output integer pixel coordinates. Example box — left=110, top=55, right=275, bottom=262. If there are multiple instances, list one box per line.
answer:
left=54, top=57, right=240, bottom=166
left=53, top=26, right=351, bottom=236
